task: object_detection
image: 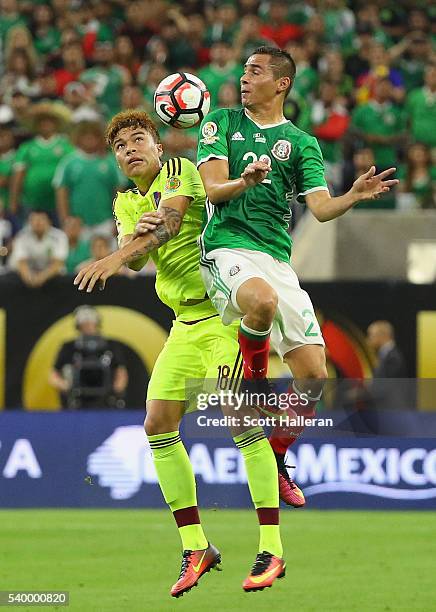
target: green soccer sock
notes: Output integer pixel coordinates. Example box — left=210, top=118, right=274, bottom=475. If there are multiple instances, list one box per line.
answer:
left=148, top=431, right=208, bottom=551
left=234, top=427, right=283, bottom=558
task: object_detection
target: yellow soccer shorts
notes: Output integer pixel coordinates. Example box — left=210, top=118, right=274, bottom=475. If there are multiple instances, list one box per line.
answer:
left=146, top=315, right=241, bottom=410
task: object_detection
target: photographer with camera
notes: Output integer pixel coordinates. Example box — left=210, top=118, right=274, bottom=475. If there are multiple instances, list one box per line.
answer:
left=49, top=305, right=128, bottom=409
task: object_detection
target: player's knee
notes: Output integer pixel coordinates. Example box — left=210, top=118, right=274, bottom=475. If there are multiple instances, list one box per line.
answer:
left=250, top=290, right=278, bottom=324
left=144, top=413, right=177, bottom=437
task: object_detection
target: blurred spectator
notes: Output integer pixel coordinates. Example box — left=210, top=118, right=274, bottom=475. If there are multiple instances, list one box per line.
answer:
left=10, top=102, right=73, bottom=223
left=4, top=25, right=37, bottom=68
left=53, top=120, right=124, bottom=236
left=9, top=210, right=68, bottom=287
left=390, top=31, right=433, bottom=92
left=77, top=234, right=117, bottom=272
left=351, top=78, right=406, bottom=171
left=81, top=41, right=131, bottom=119
left=205, top=2, right=240, bottom=47
left=139, top=63, right=168, bottom=112
left=217, top=81, right=240, bottom=110
left=121, top=85, right=145, bottom=111
left=0, top=48, right=38, bottom=100
left=186, top=13, right=210, bottom=68
left=286, top=41, right=319, bottom=100
left=311, top=81, right=350, bottom=194
left=118, top=1, right=157, bottom=53
left=63, top=81, right=101, bottom=123
left=198, top=41, right=243, bottom=107
left=405, top=62, right=436, bottom=149
left=0, top=0, right=26, bottom=40
left=367, top=321, right=407, bottom=379
left=63, top=215, right=91, bottom=275
left=53, top=42, right=86, bottom=97
left=234, top=14, right=274, bottom=62
left=30, top=3, right=61, bottom=60
left=114, top=35, right=141, bottom=80
left=0, top=125, right=15, bottom=214
left=260, top=1, right=302, bottom=48
left=356, top=42, right=405, bottom=104
left=159, top=8, right=197, bottom=71
left=322, top=0, right=355, bottom=51
left=2, top=89, right=32, bottom=144
left=345, top=23, right=373, bottom=82
left=342, top=146, right=375, bottom=193
left=49, top=305, right=128, bottom=409
left=34, top=68, right=59, bottom=102
left=162, top=128, right=197, bottom=163
left=0, top=198, right=13, bottom=273
left=397, top=143, right=436, bottom=210
left=319, top=50, right=354, bottom=105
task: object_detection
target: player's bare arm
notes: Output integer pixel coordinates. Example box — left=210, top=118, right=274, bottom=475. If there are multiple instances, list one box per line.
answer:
left=74, top=197, right=189, bottom=292
left=306, top=166, right=399, bottom=222
left=199, top=158, right=270, bottom=205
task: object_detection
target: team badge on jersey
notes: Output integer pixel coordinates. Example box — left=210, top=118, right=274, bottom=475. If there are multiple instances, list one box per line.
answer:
left=272, top=140, right=292, bottom=161
left=229, top=265, right=240, bottom=276
left=200, top=121, right=219, bottom=144
left=164, top=177, right=181, bottom=192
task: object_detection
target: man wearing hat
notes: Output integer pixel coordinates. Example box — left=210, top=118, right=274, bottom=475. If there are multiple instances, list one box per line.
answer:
left=9, top=101, right=73, bottom=224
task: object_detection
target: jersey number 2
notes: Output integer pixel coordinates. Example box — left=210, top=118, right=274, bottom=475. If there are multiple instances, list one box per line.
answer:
left=242, top=152, right=272, bottom=184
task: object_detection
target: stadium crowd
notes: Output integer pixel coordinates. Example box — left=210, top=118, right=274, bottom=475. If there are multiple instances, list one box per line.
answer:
left=0, top=0, right=435, bottom=278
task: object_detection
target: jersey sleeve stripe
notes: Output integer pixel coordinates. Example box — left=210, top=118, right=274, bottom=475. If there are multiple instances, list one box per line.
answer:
left=196, top=154, right=228, bottom=168
left=297, top=186, right=329, bottom=198
left=176, top=157, right=181, bottom=175
left=165, top=160, right=170, bottom=178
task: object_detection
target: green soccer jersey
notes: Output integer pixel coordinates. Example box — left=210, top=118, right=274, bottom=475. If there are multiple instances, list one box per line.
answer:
left=53, top=150, right=126, bottom=226
left=113, top=156, right=216, bottom=321
left=197, top=108, right=328, bottom=262
left=14, top=135, right=74, bottom=212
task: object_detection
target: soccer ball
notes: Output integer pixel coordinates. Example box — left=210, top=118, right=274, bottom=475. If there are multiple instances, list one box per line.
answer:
left=154, top=72, right=210, bottom=129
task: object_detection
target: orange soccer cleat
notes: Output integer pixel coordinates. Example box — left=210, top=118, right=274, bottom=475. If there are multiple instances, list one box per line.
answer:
left=170, top=543, right=222, bottom=598
left=243, top=551, right=286, bottom=592
left=276, top=454, right=306, bottom=508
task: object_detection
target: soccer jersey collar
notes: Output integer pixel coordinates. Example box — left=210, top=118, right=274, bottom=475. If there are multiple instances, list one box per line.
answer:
left=244, top=109, right=289, bottom=129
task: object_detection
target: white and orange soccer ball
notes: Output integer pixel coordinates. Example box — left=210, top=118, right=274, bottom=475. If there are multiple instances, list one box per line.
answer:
left=154, top=72, right=210, bottom=129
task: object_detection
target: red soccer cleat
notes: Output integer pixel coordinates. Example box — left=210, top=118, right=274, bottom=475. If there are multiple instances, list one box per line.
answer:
left=243, top=551, right=286, bottom=592
left=275, top=453, right=306, bottom=508
left=170, top=543, right=222, bottom=598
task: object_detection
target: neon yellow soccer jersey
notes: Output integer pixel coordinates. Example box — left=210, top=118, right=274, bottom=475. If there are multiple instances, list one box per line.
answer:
left=197, top=107, right=329, bottom=262
left=113, top=156, right=216, bottom=321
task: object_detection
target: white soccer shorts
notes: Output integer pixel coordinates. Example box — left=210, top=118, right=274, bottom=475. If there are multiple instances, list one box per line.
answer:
left=200, top=247, right=325, bottom=359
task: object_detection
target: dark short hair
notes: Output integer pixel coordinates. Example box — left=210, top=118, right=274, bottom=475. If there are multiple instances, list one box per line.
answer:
left=105, top=110, right=160, bottom=147
left=251, top=46, right=296, bottom=96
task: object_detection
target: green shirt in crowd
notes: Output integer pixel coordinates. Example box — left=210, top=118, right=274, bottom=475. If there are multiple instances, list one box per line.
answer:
left=14, top=135, right=74, bottom=213
left=198, top=62, right=243, bottom=107
left=292, top=63, right=319, bottom=99
left=53, top=150, right=126, bottom=226
left=65, top=238, right=91, bottom=274
left=406, top=87, right=436, bottom=148
left=80, top=66, right=126, bottom=119
left=0, top=150, right=15, bottom=210
left=351, top=101, right=405, bottom=169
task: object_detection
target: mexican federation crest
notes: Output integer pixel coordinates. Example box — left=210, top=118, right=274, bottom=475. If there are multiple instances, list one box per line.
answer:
left=271, top=139, right=292, bottom=161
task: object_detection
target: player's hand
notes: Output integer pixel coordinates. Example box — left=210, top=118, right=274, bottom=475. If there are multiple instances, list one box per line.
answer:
left=133, top=211, right=163, bottom=237
left=74, top=252, right=123, bottom=292
left=351, top=166, right=399, bottom=201
left=241, top=160, right=271, bottom=187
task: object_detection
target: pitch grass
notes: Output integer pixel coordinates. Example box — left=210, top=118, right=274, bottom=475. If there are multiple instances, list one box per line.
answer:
left=1, top=510, right=435, bottom=612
